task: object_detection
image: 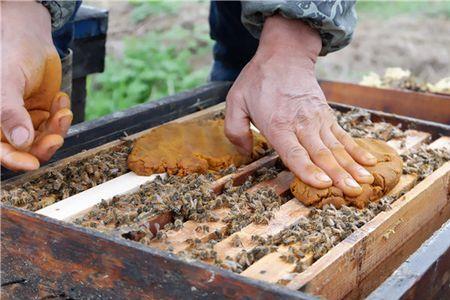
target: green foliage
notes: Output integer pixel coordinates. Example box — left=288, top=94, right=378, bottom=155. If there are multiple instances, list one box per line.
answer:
left=86, top=25, right=212, bottom=120
left=129, top=0, right=177, bottom=23
left=356, top=1, right=450, bottom=19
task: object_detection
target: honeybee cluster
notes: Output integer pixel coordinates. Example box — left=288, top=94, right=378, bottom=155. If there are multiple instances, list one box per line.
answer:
left=336, top=108, right=404, bottom=141
left=76, top=165, right=284, bottom=241
left=402, top=146, right=450, bottom=180
left=1, top=142, right=132, bottom=211
left=75, top=172, right=216, bottom=231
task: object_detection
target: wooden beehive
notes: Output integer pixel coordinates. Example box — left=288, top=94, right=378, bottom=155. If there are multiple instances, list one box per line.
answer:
left=1, top=82, right=449, bottom=299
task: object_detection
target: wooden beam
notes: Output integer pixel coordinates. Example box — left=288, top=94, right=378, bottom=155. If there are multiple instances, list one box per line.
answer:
left=368, top=219, right=450, bottom=300
left=320, top=80, right=450, bottom=124
left=428, top=136, right=450, bottom=151
left=210, top=152, right=279, bottom=194
left=214, top=200, right=310, bottom=262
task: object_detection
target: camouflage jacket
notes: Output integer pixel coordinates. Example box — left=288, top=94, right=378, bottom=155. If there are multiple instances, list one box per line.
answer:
left=37, top=0, right=78, bottom=30
left=39, top=0, right=356, bottom=54
left=242, top=0, right=356, bottom=55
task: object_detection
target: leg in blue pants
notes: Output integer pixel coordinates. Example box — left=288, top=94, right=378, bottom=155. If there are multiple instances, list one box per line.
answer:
left=209, top=1, right=259, bottom=81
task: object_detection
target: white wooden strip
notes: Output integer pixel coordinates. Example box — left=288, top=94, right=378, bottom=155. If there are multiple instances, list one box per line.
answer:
left=428, top=136, right=450, bottom=151
left=387, top=130, right=431, bottom=154
left=36, top=172, right=165, bottom=221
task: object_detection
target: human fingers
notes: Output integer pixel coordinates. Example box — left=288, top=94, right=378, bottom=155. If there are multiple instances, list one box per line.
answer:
left=321, top=126, right=374, bottom=184
left=331, top=122, right=377, bottom=166
left=0, top=93, right=35, bottom=150
left=297, top=127, right=363, bottom=196
left=0, top=142, right=39, bottom=171
left=269, top=129, right=332, bottom=188
left=50, top=92, right=71, bottom=115
left=225, top=90, right=253, bottom=155
left=29, top=134, right=63, bottom=162
left=40, top=108, right=73, bottom=137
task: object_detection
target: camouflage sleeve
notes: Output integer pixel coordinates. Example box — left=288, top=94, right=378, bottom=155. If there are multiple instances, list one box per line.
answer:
left=37, top=1, right=78, bottom=31
left=241, top=0, right=357, bottom=56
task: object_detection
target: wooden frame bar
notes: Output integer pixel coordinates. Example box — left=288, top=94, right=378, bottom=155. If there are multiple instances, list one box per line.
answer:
left=368, top=220, right=450, bottom=300
left=320, top=80, right=450, bottom=124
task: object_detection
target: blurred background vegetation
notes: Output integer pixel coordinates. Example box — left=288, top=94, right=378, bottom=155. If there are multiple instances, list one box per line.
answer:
left=85, top=0, right=450, bottom=120
left=86, top=0, right=212, bottom=120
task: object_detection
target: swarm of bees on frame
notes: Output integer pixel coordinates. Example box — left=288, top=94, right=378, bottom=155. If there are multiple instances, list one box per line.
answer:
left=336, top=108, right=405, bottom=141
left=75, top=165, right=285, bottom=240
left=3, top=108, right=449, bottom=282
left=1, top=142, right=132, bottom=211
left=402, top=146, right=450, bottom=180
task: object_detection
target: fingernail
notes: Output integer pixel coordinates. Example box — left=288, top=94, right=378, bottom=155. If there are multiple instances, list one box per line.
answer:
left=315, top=172, right=332, bottom=183
left=358, top=167, right=372, bottom=178
left=59, top=95, right=70, bottom=109
left=345, top=178, right=361, bottom=188
left=11, top=126, right=29, bottom=147
left=59, top=115, right=72, bottom=132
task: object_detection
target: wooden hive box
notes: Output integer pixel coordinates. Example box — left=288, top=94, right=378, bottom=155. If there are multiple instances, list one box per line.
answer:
left=1, top=82, right=449, bottom=299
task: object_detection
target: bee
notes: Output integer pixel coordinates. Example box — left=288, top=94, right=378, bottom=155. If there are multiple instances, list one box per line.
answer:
left=231, top=235, right=243, bottom=248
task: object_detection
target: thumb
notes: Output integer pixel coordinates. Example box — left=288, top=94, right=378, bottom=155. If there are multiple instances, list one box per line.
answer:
left=224, top=91, right=253, bottom=155
left=1, top=97, right=35, bottom=150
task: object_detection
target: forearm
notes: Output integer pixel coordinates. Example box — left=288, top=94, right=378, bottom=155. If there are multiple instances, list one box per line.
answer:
left=257, top=15, right=321, bottom=65
left=241, top=0, right=357, bottom=56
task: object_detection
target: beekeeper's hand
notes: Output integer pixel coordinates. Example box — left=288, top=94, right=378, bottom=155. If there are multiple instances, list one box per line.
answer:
left=1, top=1, right=72, bottom=171
left=225, top=15, right=377, bottom=196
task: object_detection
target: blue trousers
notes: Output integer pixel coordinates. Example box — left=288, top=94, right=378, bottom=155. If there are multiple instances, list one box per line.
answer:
left=53, top=1, right=258, bottom=80
left=209, top=1, right=259, bottom=81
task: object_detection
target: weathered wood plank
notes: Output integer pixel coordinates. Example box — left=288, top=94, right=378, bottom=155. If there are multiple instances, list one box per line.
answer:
left=36, top=172, right=165, bottom=221
left=320, top=80, right=450, bottom=123
left=1, top=205, right=312, bottom=300
left=428, top=136, right=450, bottom=151
left=351, top=202, right=450, bottom=300
left=367, top=219, right=450, bottom=300
left=286, top=161, right=450, bottom=299
left=247, top=171, right=294, bottom=196
left=214, top=200, right=310, bottom=262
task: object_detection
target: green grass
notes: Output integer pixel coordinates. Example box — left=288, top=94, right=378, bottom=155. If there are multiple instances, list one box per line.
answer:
left=86, top=24, right=212, bottom=120
left=356, top=0, right=450, bottom=18
left=129, top=0, right=177, bottom=24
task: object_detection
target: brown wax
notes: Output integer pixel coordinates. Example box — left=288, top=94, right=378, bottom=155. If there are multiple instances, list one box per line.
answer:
left=128, top=119, right=268, bottom=176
